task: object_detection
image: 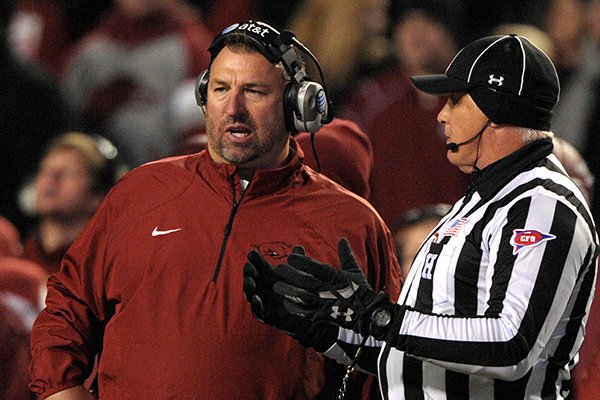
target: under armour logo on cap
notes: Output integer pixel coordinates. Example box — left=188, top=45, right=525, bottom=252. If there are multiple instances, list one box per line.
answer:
left=409, top=34, right=561, bottom=131
left=488, top=75, right=504, bottom=86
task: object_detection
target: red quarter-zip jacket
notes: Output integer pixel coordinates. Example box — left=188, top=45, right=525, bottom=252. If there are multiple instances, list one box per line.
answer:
left=30, top=141, right=401, bottom=399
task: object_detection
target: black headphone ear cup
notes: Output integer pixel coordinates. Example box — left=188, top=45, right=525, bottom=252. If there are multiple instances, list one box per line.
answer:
left=285, top=80, right=328, bottom=133
left=196, top=69, right=209, bottom=108
left=92, top=135, right=124, bottom=193
left=98, top=155, right=119, bottom=193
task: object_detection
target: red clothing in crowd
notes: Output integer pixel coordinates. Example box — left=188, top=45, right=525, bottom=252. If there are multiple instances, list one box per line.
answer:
left=22, top=231, right=68, bottom=275
left=0, top=258, right=47, bottom=400
left=0, top=215, right=22, bottom=258
left=341, top=67, right=469, bottom=230
left=0, top=295, right=34, bottom=400
left=295, top=118, right=374, bottom=199
left=572, top=270, right=600, bottom=400
left=12, top=0, right=73, bottom=77
left=30, top=140, right=401, bottom=399
left=0, top=257, right=47, bottom=311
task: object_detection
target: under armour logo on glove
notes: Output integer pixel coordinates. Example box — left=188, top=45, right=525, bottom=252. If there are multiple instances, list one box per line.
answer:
left=331, top=306, right=354, bottom=322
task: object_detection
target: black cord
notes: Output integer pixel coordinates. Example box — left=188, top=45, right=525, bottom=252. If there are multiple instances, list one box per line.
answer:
left=471, top=119, right=490, bottom=172
left=309, top=132, right=322, bottom=172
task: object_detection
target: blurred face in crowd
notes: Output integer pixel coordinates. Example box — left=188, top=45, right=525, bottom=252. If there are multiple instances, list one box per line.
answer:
left=588, top=0, right=600, bottom=45
left=542, top=0, right=585, bottom=71
left=204, top=46, right=290, bottom=173
left=363, top=0, right=389, bottom=38
left=437, top=91, right=490, bottom=173
left=393, top=10, right=456, bottom=75
left=544, top=0, right=585, bottom=51
left=395, top=218, right=439, bottom=278
left=116, top=0, right=174, bottom=18
left=35, top=149, right=102, bottom=221
left=552, top=137, right=595, bottom=204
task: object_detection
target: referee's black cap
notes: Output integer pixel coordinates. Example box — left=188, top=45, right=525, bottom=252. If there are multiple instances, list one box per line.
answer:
left=410, top=35, right=560, bottom=131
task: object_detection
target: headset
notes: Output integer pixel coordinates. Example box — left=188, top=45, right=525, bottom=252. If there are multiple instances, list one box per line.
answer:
left=195, top=21, right=333, bottom=133
left=92, top=134, right=125, bottom=194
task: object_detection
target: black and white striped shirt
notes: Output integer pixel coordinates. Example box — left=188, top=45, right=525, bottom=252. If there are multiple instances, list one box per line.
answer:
left=328, top=139, right=598, bottom=399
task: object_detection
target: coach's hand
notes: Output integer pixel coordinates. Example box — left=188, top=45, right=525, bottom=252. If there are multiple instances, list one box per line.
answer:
left=243, top=247, right=337, bottom=352
left=273, top=238, right=392, bottom=338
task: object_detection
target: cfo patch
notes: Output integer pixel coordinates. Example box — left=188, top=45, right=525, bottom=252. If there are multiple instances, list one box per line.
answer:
left=510, top=229, right=556, bottom=255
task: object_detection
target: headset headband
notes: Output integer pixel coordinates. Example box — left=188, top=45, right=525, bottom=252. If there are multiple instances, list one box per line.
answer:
left=208, top=21, right=283, bottom=64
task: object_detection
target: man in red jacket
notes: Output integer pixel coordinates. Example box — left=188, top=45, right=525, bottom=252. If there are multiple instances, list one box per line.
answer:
left=29, top=20, right=401, bottom=400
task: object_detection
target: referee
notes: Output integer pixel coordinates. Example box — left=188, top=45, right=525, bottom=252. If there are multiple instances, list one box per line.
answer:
left=243, top=34, right=599, bottom=399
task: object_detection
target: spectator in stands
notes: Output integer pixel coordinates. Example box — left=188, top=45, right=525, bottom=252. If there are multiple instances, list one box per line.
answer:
left=9, top=0, right=112, bottom=78
left=0, top=0, right=70, bottom=235
left=340, top=0, right=469, bottom=230
left=0, top=216, right=23, bottom=258
left=542, top=0, right=600, bottom=224
left=0, top=295, right=35, bottom=400
left=0, top=216, right=46, bottom=400
left=60, top=0, right=213, bottom=167
left=551, top=137, right=594, bottom=204
left=576, top=0, right=600, bottom=225
left=393, top=203, right=451, bottom=278
left=0, top=257, right=47, bottom=326
left=21, top=132, right=122, bottom=274
left=568, top=8, right=600, bottom=397
left=542, top=0, right=590, bottom=151
left=287, top=0, right=392, bottom=103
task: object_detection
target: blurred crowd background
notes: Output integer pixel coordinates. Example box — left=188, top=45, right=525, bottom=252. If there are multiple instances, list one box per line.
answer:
left=1, top=0, right=600, bottom=399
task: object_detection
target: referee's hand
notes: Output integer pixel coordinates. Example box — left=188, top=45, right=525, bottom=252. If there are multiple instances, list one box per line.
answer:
left=243, top=247, right=338, bottom=352
left=273, top=238, right=391, bottom=337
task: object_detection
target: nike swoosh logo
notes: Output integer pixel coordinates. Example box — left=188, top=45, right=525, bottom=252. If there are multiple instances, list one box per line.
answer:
left=151, top=227, right=182, bottom=237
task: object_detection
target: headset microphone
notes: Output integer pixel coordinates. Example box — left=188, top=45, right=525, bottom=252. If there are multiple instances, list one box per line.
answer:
left=445, top=120, right=491, bottom=152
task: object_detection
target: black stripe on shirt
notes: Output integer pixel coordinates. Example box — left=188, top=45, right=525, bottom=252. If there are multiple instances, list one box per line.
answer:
left=415, top=237, right=450, bottom=312
left=454, top=233, right=485, bottom=317
left=516, top=201, right=577, bottom=349
left=494, top=370, right=531, bottom=399
left=446, top=370, right=469, bottom=399
left=403, top=355, right=424, bottom=400
left=486, top=197, right=530, bottom=316
left=471, top=175, right=594, bottom=241
left=379, top=344, right=391, bottom=400
left=541, top=245, right=597, bottom=397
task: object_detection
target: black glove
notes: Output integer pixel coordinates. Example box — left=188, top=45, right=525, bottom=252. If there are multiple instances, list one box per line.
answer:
left=273, top=238, right=392, bottom=338
left=243, top=247, right=337, bottom=352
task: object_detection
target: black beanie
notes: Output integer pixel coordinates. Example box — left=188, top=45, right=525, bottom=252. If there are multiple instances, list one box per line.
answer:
left=410, top=35, right=560, bottom=130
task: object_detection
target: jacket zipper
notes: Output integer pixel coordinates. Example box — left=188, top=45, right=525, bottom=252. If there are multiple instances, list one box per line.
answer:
left=212, top=174, right=246, bottom=282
